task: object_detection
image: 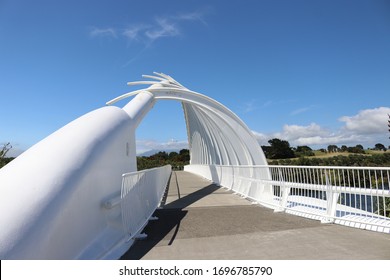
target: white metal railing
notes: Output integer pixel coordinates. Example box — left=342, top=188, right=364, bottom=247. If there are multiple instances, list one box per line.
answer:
left=121, top=165, right=171, bottom=240
left=186, top=164, right=390, bottom=233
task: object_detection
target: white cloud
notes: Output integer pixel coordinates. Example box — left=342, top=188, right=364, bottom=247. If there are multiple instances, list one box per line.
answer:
left=260, top=123, right=348, bottom=147
left=89, top=9, right=208, bottom=46
left=136, top=139, right=188, bottom=154
left=145, top=18, right=180, bottom=41
left=339, top=107, right=390, bottom=134
left=251, top=131, right=269, bottom=145
left=89, top=27, right=117, bottom=38
left=291, top=134, right=367, bottom=146
left=122, top=24, right=149, bottom=41
left=280, top=123, right=328, bottom=139
left=253, top=107, right=390, bottom=148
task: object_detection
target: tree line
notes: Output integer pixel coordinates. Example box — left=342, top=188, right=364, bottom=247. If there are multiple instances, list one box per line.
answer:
left=262, top=138, right=388, bottom=159
left=269, top=153, right=390, bottom=167
left=1, top=138, right=389, bottom=170
left=137, top=149, right=190, bottom=171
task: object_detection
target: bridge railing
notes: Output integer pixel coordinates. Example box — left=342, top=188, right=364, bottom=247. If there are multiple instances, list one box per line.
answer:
left=185, top=164, right=390, bottom=233
left=121, top=165, right=171, bottom=240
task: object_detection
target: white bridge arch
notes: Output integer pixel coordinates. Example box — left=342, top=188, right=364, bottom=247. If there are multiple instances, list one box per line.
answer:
left=0, top=73, right=271, bottom=259
left=107, top=73, right=267, bottom=166
left=0, top=73, right=389, bottom=260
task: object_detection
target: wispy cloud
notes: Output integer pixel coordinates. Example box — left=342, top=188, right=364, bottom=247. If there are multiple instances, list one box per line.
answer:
left=253, top=107, right=390, bottom=148
left=290, top=106, right=313, bottom=116
left=174, top=10, right=209, bottom=25
left=122, top=24, right=149, bottom=41
left=89, top=9, right=209, bottom=66
left=145, top=18, right=180, bottom=41
left=89, top=27, right=117, bottom=38
left=89, top=9, right=208, bottom=45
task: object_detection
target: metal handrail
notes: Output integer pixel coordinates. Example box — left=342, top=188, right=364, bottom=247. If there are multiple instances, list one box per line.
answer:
left=120, top=165, right=172, bottom=240
left=185, top=164, right=390, bottom=233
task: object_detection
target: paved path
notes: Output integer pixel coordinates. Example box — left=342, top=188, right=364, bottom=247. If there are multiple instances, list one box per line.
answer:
left=121, top=171, right=390, bottom=260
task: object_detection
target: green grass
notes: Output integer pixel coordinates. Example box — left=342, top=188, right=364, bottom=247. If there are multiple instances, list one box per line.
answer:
left=310, top=150, right=389, bottom=159
left=268, top=150, right=390, bottom=167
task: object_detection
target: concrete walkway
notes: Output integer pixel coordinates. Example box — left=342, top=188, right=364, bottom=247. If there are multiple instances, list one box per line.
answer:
left=121, top=171, right=390, bottom=260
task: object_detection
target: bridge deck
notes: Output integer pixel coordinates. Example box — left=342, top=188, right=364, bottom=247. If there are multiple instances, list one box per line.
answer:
left=121, top=171, right=390, bottom=260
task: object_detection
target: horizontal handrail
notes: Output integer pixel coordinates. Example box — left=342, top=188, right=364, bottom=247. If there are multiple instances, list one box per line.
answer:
left=214, top=164, right=390, bottom=171
left=185, top=164, right=390, bottom=233
left=256, top=179, right=390, bottom=197
left=121, top=165, right=172, bottom=240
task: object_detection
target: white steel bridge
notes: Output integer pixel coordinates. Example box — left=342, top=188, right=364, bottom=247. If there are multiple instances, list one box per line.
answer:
left=0, top=73, right=389, bottom=259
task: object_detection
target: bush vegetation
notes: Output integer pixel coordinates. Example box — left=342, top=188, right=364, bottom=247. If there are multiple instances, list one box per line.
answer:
left=137, top=149, right=190, bottom=171
left=269, top=153, right=390, bottom=167
left=0, top=143, right=14, bottom=168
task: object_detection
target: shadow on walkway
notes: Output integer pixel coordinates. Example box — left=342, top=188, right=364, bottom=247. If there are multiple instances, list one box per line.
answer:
left=120, top=172, right=220, bottom=260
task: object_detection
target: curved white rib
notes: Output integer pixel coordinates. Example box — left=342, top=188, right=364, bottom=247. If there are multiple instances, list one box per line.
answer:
left=107, top=73, right=267, bottom=166
left=0, top=72, right=269, bottom=260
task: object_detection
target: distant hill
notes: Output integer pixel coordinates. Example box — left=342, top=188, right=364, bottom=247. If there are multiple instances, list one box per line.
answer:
left=137, top=149, right=181, bottom=157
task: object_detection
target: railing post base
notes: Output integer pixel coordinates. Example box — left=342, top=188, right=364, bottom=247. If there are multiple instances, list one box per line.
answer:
left=273, top=207, right=285, bottom=213
left=279, top=187, right=291, bottom=210
left=321, top=217, right=335, bottom=224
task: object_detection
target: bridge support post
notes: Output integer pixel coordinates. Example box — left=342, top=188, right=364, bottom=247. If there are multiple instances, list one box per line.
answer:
left=322, top=171, right=339, bottom=223
left=274, top=186, right=290, bottom=212
left=322, top=192, right=340, bottom=223
left=274, top=167, right=290, bottom=212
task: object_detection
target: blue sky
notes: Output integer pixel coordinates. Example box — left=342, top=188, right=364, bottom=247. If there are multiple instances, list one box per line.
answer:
left=1, top=0, right=390, bottom=156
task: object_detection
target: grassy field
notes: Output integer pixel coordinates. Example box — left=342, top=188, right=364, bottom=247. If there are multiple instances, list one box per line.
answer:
left=312, top=150, right=389, bottom=158
left=268, top=150, right=390, bottom=167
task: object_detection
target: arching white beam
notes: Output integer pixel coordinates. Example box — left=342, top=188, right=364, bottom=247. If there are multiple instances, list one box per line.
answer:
left=108, top=74, right=267, bottom=166
left=107, top=87, right=243, bottom=129
left=155, top=95, right=264, bottom=165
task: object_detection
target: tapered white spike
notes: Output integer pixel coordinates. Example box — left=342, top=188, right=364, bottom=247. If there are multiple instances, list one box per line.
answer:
left=153, top=72, right=173, bottom=83
left=142, top=74, right=166, bottom=81
left=153, top=72, right=186, bottom=88
left=126, top=81, right=160, bottom=86
left=107, top=72, right=190, bottom=105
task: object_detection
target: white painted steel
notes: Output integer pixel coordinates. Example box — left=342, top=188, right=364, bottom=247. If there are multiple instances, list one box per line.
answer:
left=185, top=164, right=390, bottom=233
left=0, top=106, right=138, bottom=259
left=107, top=72, right=268, bottom=167
left=4, top=71, right=387, bottom=260
left=0, top=72, right=268, bottom=259
left=121, top=165, right=171, bottom=240
left=0, top=88, right=155, bottom=259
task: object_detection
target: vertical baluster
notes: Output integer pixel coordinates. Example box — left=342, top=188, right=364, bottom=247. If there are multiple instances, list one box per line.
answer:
left=352, top=169, right=357, bottom=211
left=373, top=170, right=377, bottom=217
left=301, top=167, right=308, bottom=207
left=357, top=169, right=362, bottom=215
left=381, top=170, right=384, bottom=217
left=310, top=167, right=314, bottom=200
left=364, top=169, right=368, bottom=216
left=342, top=168, right=346, bottom=216
left=385, top=170, right=389, bottom=218
left=305, top=168, right=310, bottom=207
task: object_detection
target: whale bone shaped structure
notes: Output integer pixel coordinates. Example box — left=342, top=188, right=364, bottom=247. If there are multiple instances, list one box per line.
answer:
left=0, top=73, right=268, bottom=259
